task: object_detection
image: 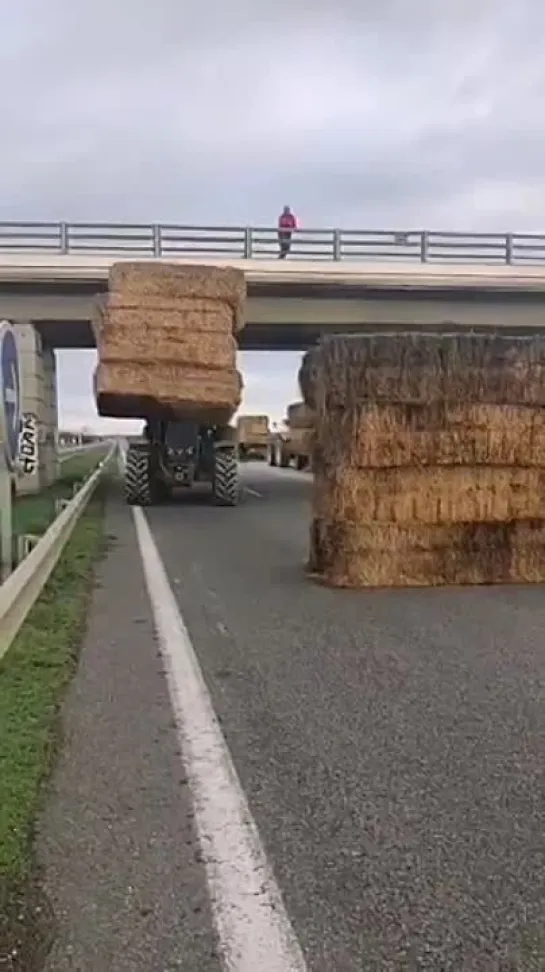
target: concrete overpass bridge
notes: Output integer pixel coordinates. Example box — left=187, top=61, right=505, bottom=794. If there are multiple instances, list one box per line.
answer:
left=4, top=220, right=545, bottom=492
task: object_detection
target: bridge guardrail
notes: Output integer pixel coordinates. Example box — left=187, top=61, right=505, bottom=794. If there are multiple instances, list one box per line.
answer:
left=0, top=222, right=544, bottom=265
left=0, top=444, right=115, bottom=661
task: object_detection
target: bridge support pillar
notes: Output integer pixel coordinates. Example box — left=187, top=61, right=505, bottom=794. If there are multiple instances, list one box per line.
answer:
left=13, top=323, right=58, bottom=496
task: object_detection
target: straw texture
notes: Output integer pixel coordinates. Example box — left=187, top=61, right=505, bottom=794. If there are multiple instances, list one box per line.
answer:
left=94, top=361, right=242, bottom=424
left=304, top=332, right=545, bottom=587
left=237, top=415, right=270, bottom=444
left=93, top=262, right=246, bottom=422
left=308, top=518, right=545, bottom=587
left=299, top=332, right=545, bottom=409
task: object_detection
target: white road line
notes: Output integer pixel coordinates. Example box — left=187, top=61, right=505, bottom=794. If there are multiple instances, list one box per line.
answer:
left=244, top=487, right=262, bottom=498
left=132, top=507, right=308, bottom=972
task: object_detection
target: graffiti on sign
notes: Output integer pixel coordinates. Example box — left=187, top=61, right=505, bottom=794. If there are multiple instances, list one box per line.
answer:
left=18, top=412, right=38, bottom=475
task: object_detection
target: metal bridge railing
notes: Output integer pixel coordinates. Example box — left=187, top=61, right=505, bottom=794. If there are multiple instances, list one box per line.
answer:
left=0, top=222, right=544, bottom=265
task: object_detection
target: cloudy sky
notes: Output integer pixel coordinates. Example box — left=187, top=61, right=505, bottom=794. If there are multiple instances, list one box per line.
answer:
left=2, top=0, right=544, bottom=431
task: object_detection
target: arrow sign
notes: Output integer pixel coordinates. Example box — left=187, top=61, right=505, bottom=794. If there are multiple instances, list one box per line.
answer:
left=0, top=322, right=21, bottom=472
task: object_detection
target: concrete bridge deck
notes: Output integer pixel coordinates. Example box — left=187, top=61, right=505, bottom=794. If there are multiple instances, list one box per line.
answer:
left=1, top=255, right=545, bottom=351
left=2, top=252, right=545, bottom=293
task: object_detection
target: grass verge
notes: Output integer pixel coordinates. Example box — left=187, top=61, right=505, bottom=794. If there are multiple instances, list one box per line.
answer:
left=13, top=450, right=107, bottom=537
left=0, top=477, right=108, bottom=971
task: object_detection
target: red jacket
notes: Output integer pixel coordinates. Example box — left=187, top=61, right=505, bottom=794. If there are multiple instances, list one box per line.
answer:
left=278, top=212, right=297, bottom=230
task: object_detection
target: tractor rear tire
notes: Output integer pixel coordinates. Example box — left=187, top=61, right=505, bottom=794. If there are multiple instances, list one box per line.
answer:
left=124, top=445, right=152, bottom=506
left=212, top=449, right=239, bottom=506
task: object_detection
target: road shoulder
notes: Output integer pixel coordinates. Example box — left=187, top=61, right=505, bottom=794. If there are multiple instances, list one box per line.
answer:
left=36, top=493, right=220, bottom=972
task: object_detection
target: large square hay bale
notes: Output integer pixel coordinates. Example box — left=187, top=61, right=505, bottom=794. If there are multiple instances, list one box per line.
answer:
left=299, top=332, right=545, bottom=410
left=94, top=361, right=242, bottom=424
left=95, top=304, right=237, bottom=370
left=308, top=518, right=545, bottom=587
left=313, top=466, right=545, bottom=525
left=312, top=403, right=545, bottom=470
left=108, top=262, right=246, bottom=331
left=236, top=415, right=270, bottom=444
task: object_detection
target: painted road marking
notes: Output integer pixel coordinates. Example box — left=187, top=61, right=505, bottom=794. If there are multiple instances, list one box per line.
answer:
left=132, top=507, right=307, bottom=972
left=244, top=487, right=262, bottom=498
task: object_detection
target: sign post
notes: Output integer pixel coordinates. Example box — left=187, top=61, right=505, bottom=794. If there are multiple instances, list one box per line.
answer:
left=0, top=322, right=21, bottom=579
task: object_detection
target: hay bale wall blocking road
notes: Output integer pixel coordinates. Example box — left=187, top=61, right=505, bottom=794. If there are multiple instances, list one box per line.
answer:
left=300, top=332, right=545, bottom=588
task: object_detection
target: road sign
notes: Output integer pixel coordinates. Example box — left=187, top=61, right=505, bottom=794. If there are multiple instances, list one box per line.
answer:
left=0, top=322, right=21, bottom=472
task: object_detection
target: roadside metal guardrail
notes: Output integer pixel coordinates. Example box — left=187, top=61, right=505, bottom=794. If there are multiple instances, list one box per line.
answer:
left=0, top=444, right=115, bottom=661
left=0, top=222, right=544, bottom=266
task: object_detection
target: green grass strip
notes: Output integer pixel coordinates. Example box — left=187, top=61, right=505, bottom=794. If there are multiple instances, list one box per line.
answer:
left=0, top=483, right=106, bottom=898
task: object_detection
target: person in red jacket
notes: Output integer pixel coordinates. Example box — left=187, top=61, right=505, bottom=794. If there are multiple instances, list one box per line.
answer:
left=277, top=206, right=297, bottom=259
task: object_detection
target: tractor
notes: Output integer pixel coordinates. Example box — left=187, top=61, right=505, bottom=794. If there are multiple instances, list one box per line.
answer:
left=124, top=418, right=239, bottom=507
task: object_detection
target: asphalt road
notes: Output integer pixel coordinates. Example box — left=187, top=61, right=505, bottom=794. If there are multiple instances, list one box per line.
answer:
left=39, top=462, right=545, bottom=970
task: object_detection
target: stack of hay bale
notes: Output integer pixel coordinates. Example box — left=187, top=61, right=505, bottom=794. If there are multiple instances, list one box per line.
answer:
left=93, top=262, right=244, bottom=425
left=286, top=401, right=314, bottom=429
left=237, top=415, right=270, bottom=446
left=236, top=415, right=270, bottom=460
left=299, top=331, right=545, bottom=587
left=284, top=401, right=315, bottom=465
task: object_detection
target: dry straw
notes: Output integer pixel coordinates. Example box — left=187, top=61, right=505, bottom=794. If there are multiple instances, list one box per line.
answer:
left=308, top=518, right=545, bottom=588
left=299, top=332, right=545, bottom=409
left=312, top=466, right=545, bottom=524
left=237, top=415, right=270, bottom=444
left=98, top=311, right=237, bottom=370
left=237, top=415, right=269, bottom=430
left=93, top=262, right=246, bottom=421
left=94, top=361, right=243, bottom=424
left=108, top=262, right=246, bottom=332
left=303, top=331, right=545, bottom=587
left=312, top=402, right=545, bottom=470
